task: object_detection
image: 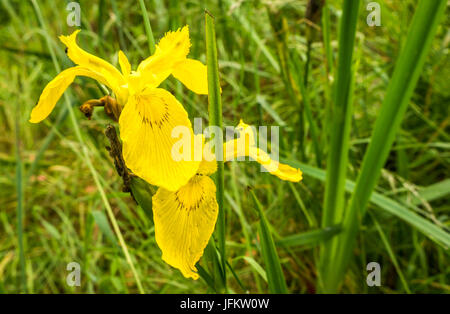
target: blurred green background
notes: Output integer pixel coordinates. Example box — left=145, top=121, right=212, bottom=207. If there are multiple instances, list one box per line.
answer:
left=0, top=0, right=449, bottom=293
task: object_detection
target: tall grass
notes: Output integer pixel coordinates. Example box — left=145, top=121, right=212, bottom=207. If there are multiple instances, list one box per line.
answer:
left=318, top=0, right=361, bottom=292
left=138, top=0, right=156, bottom=55
left=322, top=0, right=447, bottom=292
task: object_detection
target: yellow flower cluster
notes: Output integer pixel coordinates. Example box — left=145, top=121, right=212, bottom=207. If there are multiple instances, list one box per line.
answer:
left=30, top=26, right=302, bottom=279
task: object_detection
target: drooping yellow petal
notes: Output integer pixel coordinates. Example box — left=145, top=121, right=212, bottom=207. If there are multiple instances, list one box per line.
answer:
left=118, top=50, right=131, bottom=78
left=172, top=59, right=208, bottom=95
left=119, top=87, right=200, bottom=191
left=30, top=66, right=110, bottom=123
left=135, top=26, right=191, bottom=89
left=59, top=30, right=128, bottom=104
left=152, top=175, right=218, bottom=279
left=247, top=147, right=303, bottom=182
left=223, top=120, right=303, bottom=182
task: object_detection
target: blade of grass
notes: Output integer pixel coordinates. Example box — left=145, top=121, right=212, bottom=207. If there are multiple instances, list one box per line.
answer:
left=91, top=210, right=118, bottom=247
left=240, top=256, right=268, bottom=283
left=290, top=50, right=323, bottom=167
left=197, top=264, right=217, bottom=292
left=31, top=0, right=144, bottom=294
left=110, top=0, right=126, bottom=50
left=205, top=10, right=226, bottom=290
left=318, top=0, right=361, bottom=292
left=276, top=226, right=341, bottom=248
left=329, top=0, right=447, bottom=292
left=138, top=0, right=156, bottom=55
left=15, top=75, right=26, bottom=292
left=250, top=190, right=288, bottom=294
left=226, top=260, right=247, bottom=292
left=288, top=182, right=316, bottom=227
left=370, top=213, right=411, bottom=294
left=321, top=2, right=333, bottom=75
left=224, top=0, right=279, bottom=73
left=287, top=160, right=450, bottom=248
left=403, top=178, right=450, bottom=205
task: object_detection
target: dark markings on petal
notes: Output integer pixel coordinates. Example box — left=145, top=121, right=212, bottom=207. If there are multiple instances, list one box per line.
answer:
left=174, top=176, right=207, bottom=213
left=139, top=102, right=170, bottom=129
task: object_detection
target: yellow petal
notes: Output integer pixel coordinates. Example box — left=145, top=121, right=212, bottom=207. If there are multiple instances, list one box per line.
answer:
left=59, top=30, right=128, bottom=104
left=157, top=25, right=191, bottom=61
left=136, top=26, right=191, bottom=89
left=223, top=121, right=256, bottom=161
left=30, top=66, right=110, bottom=123
left=223, top=120, right=303, bottom=182
left=119, top=88, right=200, bottom=191
left=152, top=175, right=218, bottom=279
left=248, top=147, right=303, bottom=182
left=118, top=50, right=131, bottom=78
left=172, top=59, right=208, bottom=95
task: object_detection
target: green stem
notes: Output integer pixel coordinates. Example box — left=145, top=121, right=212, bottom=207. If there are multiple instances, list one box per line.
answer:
left=318, top=0, right=361, bottom=292
left=205, top=10, right=226, bottom=290
left=15, top=82, right=26, bottom=293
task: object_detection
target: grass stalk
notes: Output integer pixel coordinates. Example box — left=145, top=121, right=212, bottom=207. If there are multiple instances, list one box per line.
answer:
left=138, top=0, right=156, bottom=55
left=205, top=10, right=226, bottom=290
left=250, top=190, right=288, bottom=294
left=318, top=0, right=361, bottom=292
left=327, top=0, right=447, bottom=292
left=15, top=81, right=26, bottom=293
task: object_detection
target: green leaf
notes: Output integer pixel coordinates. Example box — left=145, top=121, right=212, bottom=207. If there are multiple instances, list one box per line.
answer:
left=250, top=190, right=288, bottom=294
left=287, top=160, right=450, bottom=249
left=205, top=10, right=227, bottom=289
left=91, top=210, right=117, bottom=246
left=130, top=176, right=155, bottom=220
left=319, top=0, right=361, bottom=292
left=276, top=226, right=341, bottom=248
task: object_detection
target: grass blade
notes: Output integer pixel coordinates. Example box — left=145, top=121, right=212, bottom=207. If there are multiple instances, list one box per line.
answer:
left=371, top=213, right=411, bottom=294
left=250, top=190, right=288, bottom=294
left=205, top=10, right=226, bottom=289
left=404, top=179, right=450, bottom=205
left=15, top=81, right=26, bottom=293
left=276, top=226, right=341, bottom=248
left=138, top=0, right=156, bottom=54
left=286, top=160, right=450, bottom=249
left=318, top=0, right=361, bottom=292
left=328, top=0, right=447, bottom=292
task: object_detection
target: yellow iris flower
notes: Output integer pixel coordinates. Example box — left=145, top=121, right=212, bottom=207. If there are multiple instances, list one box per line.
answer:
left=30, top=26, right=207, bottom=191
left=152, top=120, right=302, bottom=279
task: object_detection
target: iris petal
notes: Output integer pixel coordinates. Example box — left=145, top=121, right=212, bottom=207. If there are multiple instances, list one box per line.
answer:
left=59, top=30, right=128, bottom=105
left=30, top=66, right=110, bottom=123
left=136, top=26, right=191, bottom=89
left=152, top=175, right=218, bottom=279
left=172, top=59, right=208, bottom=95
left=119, top=88, right=200, bottom=191
left=223, top=121, right=303, bottom=182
